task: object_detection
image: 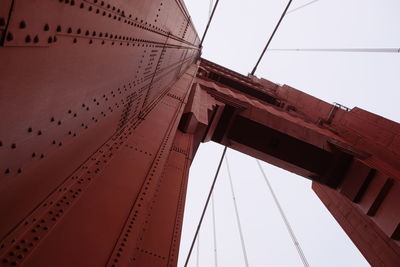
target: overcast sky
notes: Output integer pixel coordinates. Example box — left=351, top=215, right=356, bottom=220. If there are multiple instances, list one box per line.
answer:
left=178, top=1, right=400, bottom=266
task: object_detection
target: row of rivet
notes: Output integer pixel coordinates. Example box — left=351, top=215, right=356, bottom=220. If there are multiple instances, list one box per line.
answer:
left=0, top=78, right=149, bottom=176
left=0, top=107, right=148, bottom=266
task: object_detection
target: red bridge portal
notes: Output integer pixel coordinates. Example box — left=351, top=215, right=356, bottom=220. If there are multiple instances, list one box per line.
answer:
left=0, top=0, right=399, bottom=266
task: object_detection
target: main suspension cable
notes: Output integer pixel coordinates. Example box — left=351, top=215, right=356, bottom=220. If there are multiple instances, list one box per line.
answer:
left=268, top=47, right=400, bottom=53
left=251, top=0, right=294, bottom=75
left=200, top=0, right=221, bottom=47
left=226, top=153, right=250, bottom=267
left=184, top=146, right=227, bottom=267
left=256, top=160, right=310, bottom=267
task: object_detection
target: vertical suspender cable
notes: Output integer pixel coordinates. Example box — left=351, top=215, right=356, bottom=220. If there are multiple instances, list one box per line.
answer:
left=184, top=146, right=227, bottom=267
left=196, top=232, right=200, bottom=267
left=209, top=0, right=214, bottom=17
left=200, top=0, right=221, bottom=47
left=226, top=153, right=250, bottom=267
left=251, top=0, right=293, bottom=75
left=256, top=160, right=310, bottom=267
left=211, top=193, right=218, bottom=267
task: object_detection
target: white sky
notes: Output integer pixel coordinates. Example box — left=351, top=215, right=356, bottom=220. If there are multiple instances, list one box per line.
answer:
left=178, top=0, right=400, bottom=266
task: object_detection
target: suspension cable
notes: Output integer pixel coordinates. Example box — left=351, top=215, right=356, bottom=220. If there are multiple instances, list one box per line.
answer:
left=287, top=0, right=321, bottom=14
left=251, top=0, right=294, bottom=75
left=256, top=160, right=310, bottom=267
left=211, top=193, right=218, bottom=267
left=184, top=146, right=227, bottom=267
left=209, top=0, right=214, bottom=18
left=196, top=232, right=200, bottom=267
left=268, top=47, right=400, bottom=53
left=200, top=0, right=221, bottom=47
left=226, top=153, right=250, bottom=267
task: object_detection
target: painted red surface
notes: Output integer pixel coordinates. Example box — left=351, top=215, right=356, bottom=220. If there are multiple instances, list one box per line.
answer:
left=0, top=0, right=199, bottom=266
left=191, top=59, right=400, bottom=267
left=0, top=1, right=399, bottom=267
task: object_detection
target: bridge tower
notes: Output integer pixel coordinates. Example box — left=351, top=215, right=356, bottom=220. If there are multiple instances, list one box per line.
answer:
left=0, top=1, right=399, bottom=266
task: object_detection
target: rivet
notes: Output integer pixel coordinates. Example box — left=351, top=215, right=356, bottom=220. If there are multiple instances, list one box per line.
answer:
left=47, top=36, right=52, bottom=43
left=67, top=27, right=72, bottom=34
left=11, top=143, right=16, bottom=149
left=25, top=35, right=31, bottom=43
left=6, top=32, right=13, bottom=41
left=33, top=35, right=39, bottom=43
left=44, top=24, right=50, bottom=31
left=19, top=21, right=26, bottom=29
left=56, top=25, right=62, bottom=32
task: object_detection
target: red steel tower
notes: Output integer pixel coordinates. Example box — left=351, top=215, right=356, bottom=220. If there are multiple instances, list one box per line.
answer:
left=0, top=0, right=399, bottom=266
